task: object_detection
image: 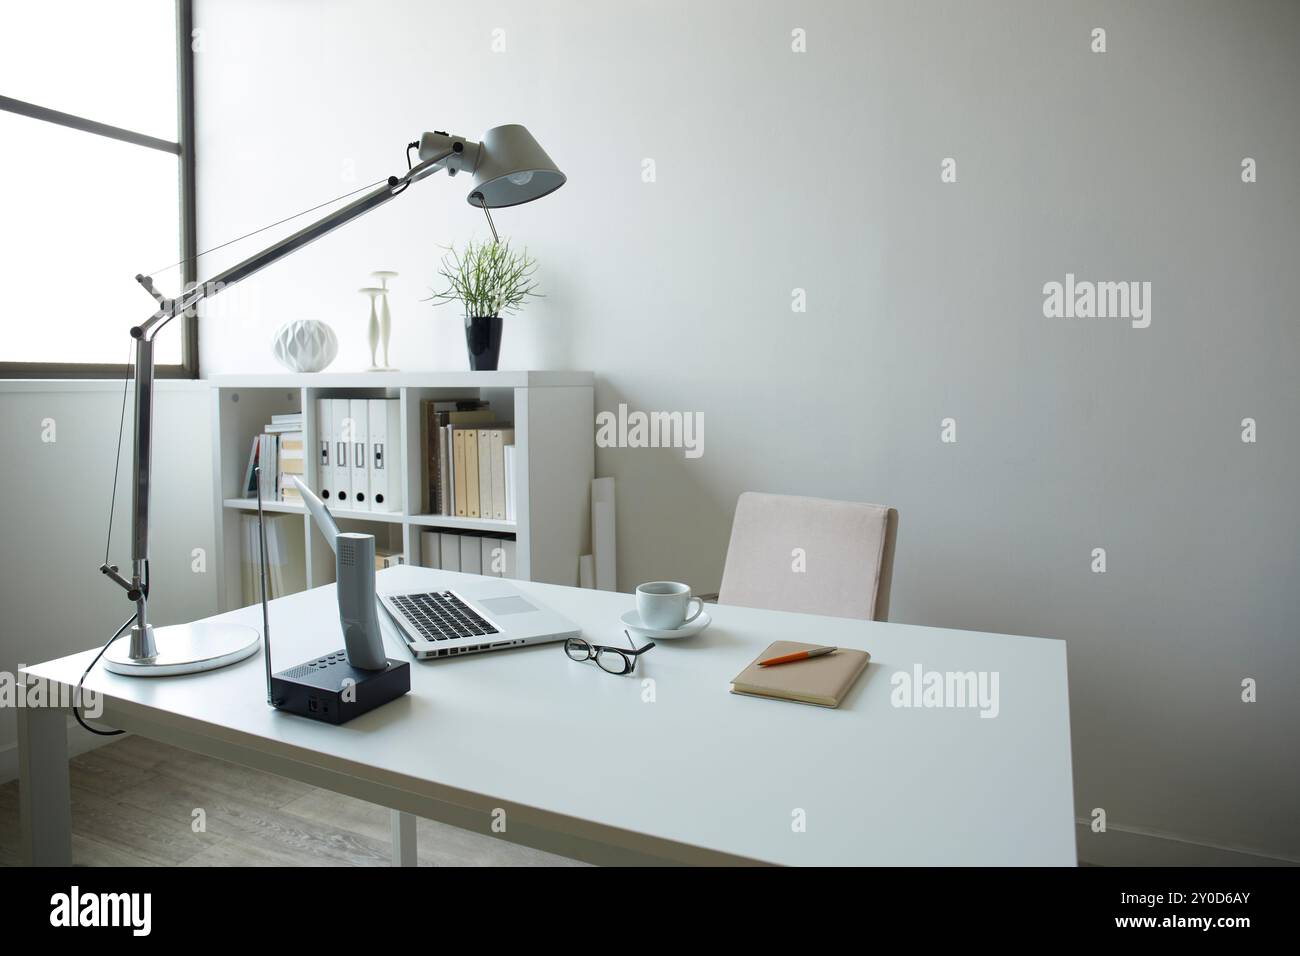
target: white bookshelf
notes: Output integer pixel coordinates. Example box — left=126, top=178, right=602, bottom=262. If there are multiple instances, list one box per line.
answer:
left=209, top=371, right=595, bottom=611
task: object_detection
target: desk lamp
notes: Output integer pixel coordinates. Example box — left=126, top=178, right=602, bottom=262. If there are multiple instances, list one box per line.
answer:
left=99, top=125, right=565, bottom=676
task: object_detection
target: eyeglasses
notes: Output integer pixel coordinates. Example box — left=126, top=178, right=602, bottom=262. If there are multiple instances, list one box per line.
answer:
left=564, top=631, right=655, bottom=675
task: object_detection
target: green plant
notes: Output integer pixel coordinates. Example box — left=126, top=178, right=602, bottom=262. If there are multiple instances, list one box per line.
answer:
left=424, top=239, right=541, bottom=317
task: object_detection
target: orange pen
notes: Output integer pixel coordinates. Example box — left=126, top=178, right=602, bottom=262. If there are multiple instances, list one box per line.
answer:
left=757, top=646, right=837, bottom=667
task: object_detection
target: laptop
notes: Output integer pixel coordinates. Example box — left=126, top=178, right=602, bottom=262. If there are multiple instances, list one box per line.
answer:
left=378, top=579, right=580, bottom=659
left=294, top=474, right=579, bottom=661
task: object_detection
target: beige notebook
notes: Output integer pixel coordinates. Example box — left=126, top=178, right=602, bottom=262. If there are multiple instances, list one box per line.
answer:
left=730, top=641, right=870, bottom=708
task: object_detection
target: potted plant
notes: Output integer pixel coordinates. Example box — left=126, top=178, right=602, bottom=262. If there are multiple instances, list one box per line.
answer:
left=424, top=239, right=541, bottom=371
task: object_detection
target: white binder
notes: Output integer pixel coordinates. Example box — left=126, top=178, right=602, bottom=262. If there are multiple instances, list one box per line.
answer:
left=439, top=533, right=461, bottom=572
left=481, top=536, right=504, bottom=577
left=368, top=398, right=403, bottom=513
left=348, top=398, right=371, bottom=511
left=331, top=398, right=352, bottom=507
left=315, top=399, right=334, bottom=503
left=459, top=534, right=482, bottom=575
left=500, top=539, right=518, bottom=579
left=420, top=530, right=441, bottom=569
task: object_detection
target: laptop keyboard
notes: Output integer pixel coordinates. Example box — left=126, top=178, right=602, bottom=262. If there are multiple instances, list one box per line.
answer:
left=388, top=591, right=500, bottom=643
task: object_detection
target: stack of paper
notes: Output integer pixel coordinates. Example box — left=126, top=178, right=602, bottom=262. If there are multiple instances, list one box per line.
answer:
left=241, top=412, right=303, bottom=503
left=273, top=414, right=305, bottom=502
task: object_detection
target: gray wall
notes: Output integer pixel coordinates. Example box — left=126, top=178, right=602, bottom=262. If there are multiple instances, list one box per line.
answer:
left=192, top=0, right=1300, bottom=862
left=0, top=383, right=219, bottom=773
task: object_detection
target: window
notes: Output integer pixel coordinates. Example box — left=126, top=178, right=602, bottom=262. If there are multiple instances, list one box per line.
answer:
left=0, top=0, right=196, bottom=377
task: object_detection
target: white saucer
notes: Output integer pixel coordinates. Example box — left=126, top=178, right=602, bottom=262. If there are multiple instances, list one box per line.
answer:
left=620, top=609, right=711, bottom=640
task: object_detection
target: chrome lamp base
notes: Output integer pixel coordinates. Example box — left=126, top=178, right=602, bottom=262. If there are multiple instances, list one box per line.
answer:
left=104, top=621, right=261, bottom=677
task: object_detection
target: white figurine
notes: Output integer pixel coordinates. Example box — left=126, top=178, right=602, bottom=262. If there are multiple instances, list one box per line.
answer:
left=372, top=270, right=399, bottom=370
left=359, top=286, right=385, bottom=370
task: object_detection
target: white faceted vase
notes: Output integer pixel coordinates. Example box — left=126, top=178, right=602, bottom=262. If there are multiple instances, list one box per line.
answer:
left=272, top=320, right=338, bottom=372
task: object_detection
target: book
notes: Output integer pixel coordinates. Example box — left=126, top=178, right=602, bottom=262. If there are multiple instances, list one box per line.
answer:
left=503, top=444, right=516, bottom=521
left=243, top=436, right=260, bottom=497
left=244, top=419, right=304, bottom=504
left=452, top=429, right=468, bottom=516
left=375, top=548, right=404, bottom=571
left=730, top=641, right=871, bottom=709
left=266, top=511, right=284, bottom=597
left=420, top=399, right=492, bottom=513
left=278, top=429, right=305, bottom=502
left=477, top=429, right=493, bottom=521
left=241, top=513, right=305, bottom=603
left=421, top=400, right=447, bottom=512
left=241, top=515, right=257, bottom=605
left=419, top=400, right=431, bottom=511
left=464, top=428, right=481, bottom=517
left=258, top=434, right=278, bottom=502
left=489, top=427, right=513, bottom=520
left=441, top=424, right=453, bottom=515
left=273, top=514, right=306, bottom=595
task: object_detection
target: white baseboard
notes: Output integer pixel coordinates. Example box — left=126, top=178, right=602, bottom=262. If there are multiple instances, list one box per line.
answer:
left=0, top=720, right=128, bottom=785
left=1076, top=819, right=1298, bottom=867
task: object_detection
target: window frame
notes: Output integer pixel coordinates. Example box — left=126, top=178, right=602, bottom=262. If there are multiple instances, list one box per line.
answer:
left=0, top=0, right=198, bottom=379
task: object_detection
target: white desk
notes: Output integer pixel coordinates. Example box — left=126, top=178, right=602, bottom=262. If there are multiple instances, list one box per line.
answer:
left=19, top=566, right=1076, bottom=866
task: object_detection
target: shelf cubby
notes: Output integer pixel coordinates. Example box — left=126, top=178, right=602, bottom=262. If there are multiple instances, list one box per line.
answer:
left=210, top=371, right=594, bottom=610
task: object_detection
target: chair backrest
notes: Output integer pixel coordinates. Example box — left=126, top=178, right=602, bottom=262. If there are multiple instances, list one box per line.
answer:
left=717, top=492, right=898, bottom=621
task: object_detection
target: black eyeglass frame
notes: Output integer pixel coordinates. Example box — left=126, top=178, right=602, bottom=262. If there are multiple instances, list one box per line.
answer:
left=564, top=633, right=656, bottom=675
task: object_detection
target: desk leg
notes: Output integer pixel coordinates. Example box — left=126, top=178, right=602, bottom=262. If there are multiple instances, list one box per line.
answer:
left=17, top=695, right=72, bottom=866
left=390, top=809, right=417, bottom=867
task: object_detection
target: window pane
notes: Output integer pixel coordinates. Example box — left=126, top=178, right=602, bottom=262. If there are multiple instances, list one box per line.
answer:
left=0, top=0, right=178, bottom=141
left=0, top=111, right=182, bottom=366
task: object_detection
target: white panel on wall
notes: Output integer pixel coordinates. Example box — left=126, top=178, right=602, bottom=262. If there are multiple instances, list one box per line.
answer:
left=0, top=382, right=219, bottom=765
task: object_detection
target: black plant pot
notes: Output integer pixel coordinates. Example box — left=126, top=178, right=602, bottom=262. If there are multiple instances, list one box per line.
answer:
left=464, top=315, right=503, bottom=371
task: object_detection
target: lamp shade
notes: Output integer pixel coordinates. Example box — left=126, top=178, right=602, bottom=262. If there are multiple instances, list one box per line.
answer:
left=467, top=124, right=566, bottom=208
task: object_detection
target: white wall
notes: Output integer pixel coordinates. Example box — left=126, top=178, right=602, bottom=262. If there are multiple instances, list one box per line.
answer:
left=0, top=382, right=219, bottom=776
left=192, top=0, right=1300, bottom=863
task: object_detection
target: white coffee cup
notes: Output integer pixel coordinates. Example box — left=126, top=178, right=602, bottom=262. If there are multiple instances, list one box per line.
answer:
left=636, top=581, right=704, bottom=630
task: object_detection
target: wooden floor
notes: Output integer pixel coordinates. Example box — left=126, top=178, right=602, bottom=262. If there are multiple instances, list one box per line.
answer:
left=0, top=736, right=583, bottom=867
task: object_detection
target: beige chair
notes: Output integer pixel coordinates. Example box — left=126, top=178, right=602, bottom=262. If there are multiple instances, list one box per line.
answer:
left=717, top=492, right=898, bottom=621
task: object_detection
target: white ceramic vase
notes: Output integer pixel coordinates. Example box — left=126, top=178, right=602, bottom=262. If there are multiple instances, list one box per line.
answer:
left=272, top=319, right=339, bottom=372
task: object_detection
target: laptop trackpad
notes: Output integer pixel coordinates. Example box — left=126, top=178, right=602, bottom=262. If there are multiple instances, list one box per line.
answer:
left=478, top=595, right=538, bottom=616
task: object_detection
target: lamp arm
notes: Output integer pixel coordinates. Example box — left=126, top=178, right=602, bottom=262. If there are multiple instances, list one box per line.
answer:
left=104, top=141, right=463, bottom=656
left=134, top=144, right=462, bottom=343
